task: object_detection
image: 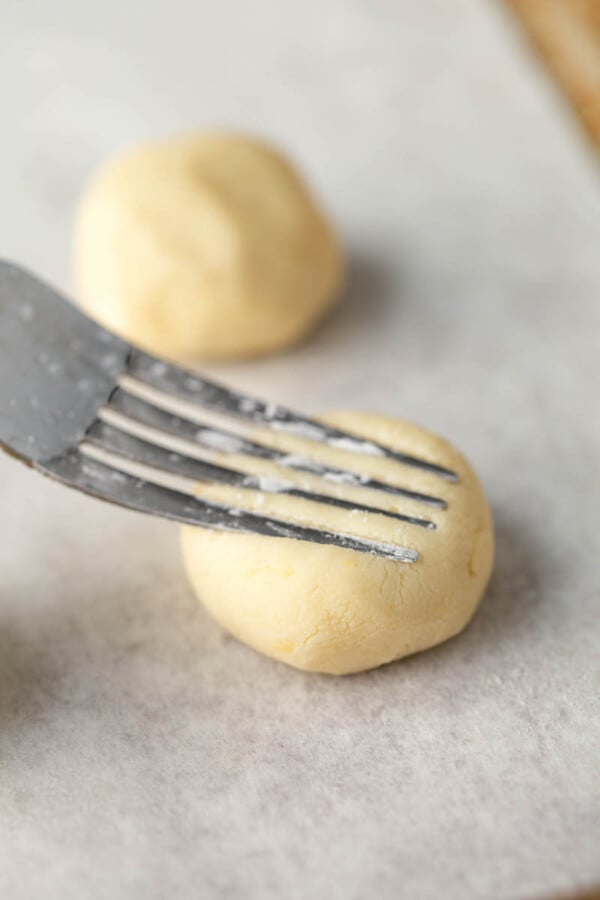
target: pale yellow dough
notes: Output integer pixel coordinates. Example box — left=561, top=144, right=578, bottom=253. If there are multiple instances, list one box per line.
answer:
left=180, top=412, right=494, bottom=675
left=75, top=132, right=343, bottom=360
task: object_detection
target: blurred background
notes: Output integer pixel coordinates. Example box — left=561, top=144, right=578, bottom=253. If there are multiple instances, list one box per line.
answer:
left=1, top=1, right=599, bottom=423
left=0, top=2, right=599, bottom=899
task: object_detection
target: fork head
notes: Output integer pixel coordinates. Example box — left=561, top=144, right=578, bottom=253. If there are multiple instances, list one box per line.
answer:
left=0, top=260, right=129, bottom=463
left=0, top=260, right=456, bottom=564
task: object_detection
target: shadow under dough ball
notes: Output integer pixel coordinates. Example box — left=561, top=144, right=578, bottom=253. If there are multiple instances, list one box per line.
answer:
left=180, top=412, right=495, bottom=675
left=74, top=132, right=344, bottom=360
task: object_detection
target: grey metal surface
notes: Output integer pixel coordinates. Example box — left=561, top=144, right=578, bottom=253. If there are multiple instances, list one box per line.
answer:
left=128, top=349, right=459, bottom=481
left=43, top=451, right=419, bottom=562
left=0, top=260, right=129, bottom=462
left=0, top=261, right=432, bottom=559
left=85, top=420, right=435, bottom=528
left=108, top=387, right=448, bottom=508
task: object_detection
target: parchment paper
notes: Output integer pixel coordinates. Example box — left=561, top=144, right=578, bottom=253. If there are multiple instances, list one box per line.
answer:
left=0, top=1, right=598, bottom=897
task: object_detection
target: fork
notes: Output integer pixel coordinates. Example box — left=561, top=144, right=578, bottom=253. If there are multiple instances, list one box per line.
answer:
left=0, top=260, right=457, bottom=564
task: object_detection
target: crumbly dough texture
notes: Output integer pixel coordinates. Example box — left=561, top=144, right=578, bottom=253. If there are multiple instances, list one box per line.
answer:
left=181, top=412, right=494, bottom=675
left=75, top=132, right=343, bottom=360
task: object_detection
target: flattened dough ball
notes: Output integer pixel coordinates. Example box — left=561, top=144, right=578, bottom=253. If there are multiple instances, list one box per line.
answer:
left=75, top=132, right=343, bottom=360
left=181, top=412, right=494, bottom=675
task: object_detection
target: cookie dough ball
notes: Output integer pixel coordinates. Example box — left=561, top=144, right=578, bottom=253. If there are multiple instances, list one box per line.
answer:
left=75, top=132, right=343, bottom=360
left=180, top=412, right=494, bottom=675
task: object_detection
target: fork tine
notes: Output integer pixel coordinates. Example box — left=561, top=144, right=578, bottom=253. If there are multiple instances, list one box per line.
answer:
left=126, top=349, right=459, bottom=482
left=0, top=261, right=437, bottom=562
left=107, top=387, right=448, bottom=510
left=84, top=420, right=436, bottom=528
left=40, top=451, right=419, bottom=563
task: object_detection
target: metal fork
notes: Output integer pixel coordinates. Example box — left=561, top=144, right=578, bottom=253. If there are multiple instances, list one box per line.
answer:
left=0, top=261, right=457, bottom=564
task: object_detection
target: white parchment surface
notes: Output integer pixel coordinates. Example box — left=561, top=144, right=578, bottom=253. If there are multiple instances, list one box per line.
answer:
left=0, top=1, right=598, bottom=897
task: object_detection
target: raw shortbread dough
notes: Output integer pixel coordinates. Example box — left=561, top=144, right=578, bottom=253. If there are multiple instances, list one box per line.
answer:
left=181, top=412, right=494, bottom=675
left=75, top=132, right=343, bottom=360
